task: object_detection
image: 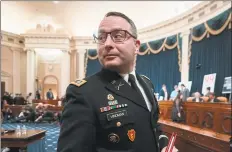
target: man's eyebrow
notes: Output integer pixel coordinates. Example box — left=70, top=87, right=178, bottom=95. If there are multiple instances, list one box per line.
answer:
left=98, top=28, right=124, bottom=33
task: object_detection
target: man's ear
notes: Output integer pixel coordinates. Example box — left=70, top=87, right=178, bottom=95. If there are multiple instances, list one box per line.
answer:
left=135, top=40, right=140, bottom=53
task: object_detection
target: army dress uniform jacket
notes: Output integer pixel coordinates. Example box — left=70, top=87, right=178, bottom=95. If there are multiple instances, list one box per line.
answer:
left=57, top=69, right=168, bottom=152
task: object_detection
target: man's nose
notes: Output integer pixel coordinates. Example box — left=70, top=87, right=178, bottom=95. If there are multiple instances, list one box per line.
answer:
left=104, top=34, right=114, bottom=50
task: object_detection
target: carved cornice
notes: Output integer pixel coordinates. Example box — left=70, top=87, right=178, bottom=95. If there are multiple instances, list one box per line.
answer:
left=24, top=48, right=35, bottom=52
left=1, top=30, right=24, bottom=49
left=70, top=36, right=97, bottom=51
left=1, top=71, right=12, bottom=77
left=138, top=2, right=211, bottom=33
left=23, top=36, right=70, bottom=50
left=9, top=47, right=23, bottom=53
left=139, top=1, right=231, bottom=43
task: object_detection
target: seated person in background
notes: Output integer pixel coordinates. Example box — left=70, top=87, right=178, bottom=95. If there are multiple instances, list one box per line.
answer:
left=35, top=103, right=57, bottom=123
left=192, top=92, right=203, bottom=102
left=2, top=101, right=14, bottom=122
left=14, top=94, right=26, bottom=105
left=16, top=106, right=36, bottom=122
left=208, top=92, right=220, bottom=103
left=159, top=84, right=169, bottom=101
left=170, top=85, right=179, bottom=100
left=204, top=87, right=211, bottom=97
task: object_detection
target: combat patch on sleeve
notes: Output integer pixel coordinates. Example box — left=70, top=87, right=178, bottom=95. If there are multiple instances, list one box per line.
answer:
left=70, top=79, right=87, bottom=87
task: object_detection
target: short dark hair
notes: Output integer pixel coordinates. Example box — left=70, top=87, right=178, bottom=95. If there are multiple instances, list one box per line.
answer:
left=206, top=87, right=211, bottom=91
left=105, top=11, right=137, bottom=38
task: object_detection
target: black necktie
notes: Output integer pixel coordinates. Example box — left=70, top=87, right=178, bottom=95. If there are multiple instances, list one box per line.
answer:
left=128, top=74, right=144, bottom=100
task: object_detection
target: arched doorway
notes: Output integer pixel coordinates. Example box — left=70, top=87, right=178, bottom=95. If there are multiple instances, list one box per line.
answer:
left=42, top=75, right=59, bottom=99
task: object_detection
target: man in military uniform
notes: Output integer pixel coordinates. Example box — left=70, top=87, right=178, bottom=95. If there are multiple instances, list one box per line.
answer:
left=57, top=12, right=177, bottom=152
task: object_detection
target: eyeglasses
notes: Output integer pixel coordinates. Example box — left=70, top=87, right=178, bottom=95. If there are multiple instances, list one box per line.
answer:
left=93, top=30, right=137, bottom=44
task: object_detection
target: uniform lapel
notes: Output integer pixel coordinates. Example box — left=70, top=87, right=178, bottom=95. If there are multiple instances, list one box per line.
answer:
left=105, top=80, right=148, bottom=111
left=136, top=74, right=158, bottom=115
left=99, top=69, right=149, bottom=111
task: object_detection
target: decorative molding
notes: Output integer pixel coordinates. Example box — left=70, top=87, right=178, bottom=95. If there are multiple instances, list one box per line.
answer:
left=190, top=112, right=199, bottom=124
left=1, top=71, right=12, bottom=77
left=1, top=31, right=24, bottom=49
left=70, top=36, right=97, bottom=51
left=180, top=30, right=191, bottom=38
left=24, top=48, right=35, bottom=52
left=138, top=1, right=231, bottom=43
left=9, top=47, right=23, bottom=53
left=138, top=2, right=212, bottom=34
left=21, top=24, right=71, bottom=50
left=222, top=116, right=232, bottom=134
left=202, top=112, right=214, bottom=129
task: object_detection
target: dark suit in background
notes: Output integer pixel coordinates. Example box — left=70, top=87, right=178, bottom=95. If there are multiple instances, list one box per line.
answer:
left=192, top=97, right=204, bottom=102
left=208, top=98, right=221, bottom=103
left=181, top=88, right=190, bottom=101
left=46, top=91, right=54, bottom=100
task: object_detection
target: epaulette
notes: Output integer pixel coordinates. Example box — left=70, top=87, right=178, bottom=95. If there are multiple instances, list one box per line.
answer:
left=70, top=79, right=87, bottom=87
left=140, top=75, right=150, bottom=81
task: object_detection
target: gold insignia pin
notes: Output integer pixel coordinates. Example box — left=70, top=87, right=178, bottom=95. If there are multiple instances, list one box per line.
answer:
left=116, top=122, right=121, bottom=127
left=107, top=94, right=114, bottom=101
left=71, top=79, right=87, bottom=87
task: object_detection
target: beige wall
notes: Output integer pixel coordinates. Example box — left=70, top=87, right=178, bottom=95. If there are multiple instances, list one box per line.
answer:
left=1, top=46, right=13, bottom=93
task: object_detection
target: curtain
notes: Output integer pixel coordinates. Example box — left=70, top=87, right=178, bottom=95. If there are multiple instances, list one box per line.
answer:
left=136, top=47, right=181, bottom=94
left=86, top=49, right=102, bottom=77
left=189, top=28, right=231, bottom=96
left=86, top=59, right=102, bottom=77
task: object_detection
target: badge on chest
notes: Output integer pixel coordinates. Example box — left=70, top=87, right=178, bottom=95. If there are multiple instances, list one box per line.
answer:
left=99, top=94, right=128, bottom=113
left=106, top=110, right=128, bottom=121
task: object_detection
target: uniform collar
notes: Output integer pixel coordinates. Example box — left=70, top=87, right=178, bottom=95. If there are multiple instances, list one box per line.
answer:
left=119, top=71, right=136, bottom=83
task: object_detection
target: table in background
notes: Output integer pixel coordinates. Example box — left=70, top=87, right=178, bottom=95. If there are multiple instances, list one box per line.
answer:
left=1, top=130, right=46, bottom=152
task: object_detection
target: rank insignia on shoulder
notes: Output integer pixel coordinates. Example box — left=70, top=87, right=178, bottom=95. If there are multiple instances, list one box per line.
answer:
left=71, top=79, right=87, bottom=87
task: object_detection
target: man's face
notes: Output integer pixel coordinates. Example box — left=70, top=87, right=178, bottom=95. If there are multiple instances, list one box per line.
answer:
left=97, top=16, right=140, bottom=73
left=209, top=94, right=214, bottom=99
left=174, top=85, right=178, bottom=90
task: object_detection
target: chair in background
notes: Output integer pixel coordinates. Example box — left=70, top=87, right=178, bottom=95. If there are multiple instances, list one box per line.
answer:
left=201, top=96, right=209, bottom=102
left=217, top=96, right=228, bottom=102
left=187, top=97, right=194, bottom=102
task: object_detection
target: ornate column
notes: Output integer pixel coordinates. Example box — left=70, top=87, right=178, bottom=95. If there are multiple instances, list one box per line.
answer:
left=11, top=48, right=21, bottom=94
left=26, top=48, right=35, bottom=96
left=60, top=49, right=70, bottom=97
left=76, top=48, right=87, bottom=79
left=180, top=29, right=190, bottom=84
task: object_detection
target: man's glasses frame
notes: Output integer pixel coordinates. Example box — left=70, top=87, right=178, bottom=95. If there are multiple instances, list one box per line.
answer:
left=93, top=30, right=137, bottom=44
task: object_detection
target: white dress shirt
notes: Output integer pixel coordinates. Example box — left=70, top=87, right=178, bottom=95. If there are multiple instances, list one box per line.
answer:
left=120, top=71, right=152, bottom=111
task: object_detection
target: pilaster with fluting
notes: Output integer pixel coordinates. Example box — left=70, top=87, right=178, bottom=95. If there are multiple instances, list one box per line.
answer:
left=180, top=30, right=190, bottom=84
